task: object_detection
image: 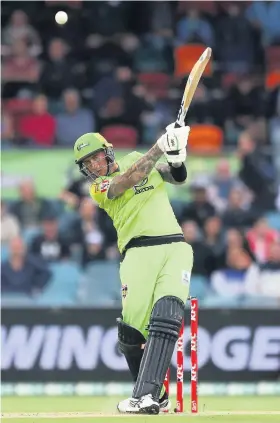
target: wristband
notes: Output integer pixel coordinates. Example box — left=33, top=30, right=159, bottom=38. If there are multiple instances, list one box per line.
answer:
left=169, top=162, right=187, bottom=182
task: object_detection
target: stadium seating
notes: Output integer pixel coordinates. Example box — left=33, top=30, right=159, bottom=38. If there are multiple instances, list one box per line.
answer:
left=78, top=261, right=121, bottom=306
left=265, top=71, right=280, bottom=90
left=189, top=275, right=209, bottom=300
left=101, top=125, right=138, bottom=148
left=36, top=262, right=82, bottom=305
left=202, top=295, right=241, bottom=308
left=1, top=293, right=34, bottom=307
left=174, top=44, right=212, bottom=78
left=188, top=124, right=223, bottom=153
left=137, top=73, right=170, bottom=99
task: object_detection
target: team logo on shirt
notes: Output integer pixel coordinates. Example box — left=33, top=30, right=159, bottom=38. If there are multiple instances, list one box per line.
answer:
left=133, top=177, right=154, bottom=195
left=100, top=179, right=110, bottom=193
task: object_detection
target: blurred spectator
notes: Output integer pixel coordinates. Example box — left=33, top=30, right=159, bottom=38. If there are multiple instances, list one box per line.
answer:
left=68, top=198, right=106, bottom=265
left=238, top=132, right=277, bottom=212
left=246, top=1, right=280, bottom=46
left=216, top=2, right=255, bottom=73
left=222, top=187, right=255, bottom=229
left=211, top=245, right=256, bottom=297
left=56, top=89, right=95, bottom=145
left=228, top=75, right=265, bottom=130
left=150, top=1, right=173, bottom=35
left=18, top=94, right=56, bottom=146
left=93, top=66, right=132, bottom=117
left=30, top=216, right=71, bottom=262
left=60, top=176, right=90, bottom=210
left=203, top=216, right=224, bottom=257
left=186, top=84, right=227, bottom=127
left=85, top=1, right=128, bottom=36
left=86, top=34, right=135, bottom=86
left=39, top=38, right=77, bottom=101
left=181, top=184, right=216, bottom=227
left=10, top=180, right=53, bottom=229
left=182, top=220, right=215, bottom=277
left=208, top=159, right=241, bottom=213
left=176, top=8, right=214, bottom=47
left=1, top=201, right=20, bottom=246
left=216, top=228, right=256, bottom=269
left=246, top=241, right=280, bottom=299
left=1, top=237, right=51, bottom=296
left=2, top=39, right=41, bottom=98
left=247, top=217, right=279, bottom=264
left=2, top=9, right=42, bottom=56
left=134, top=31, right=173, bottom=73
left=1, top=109, right=15, bottom=147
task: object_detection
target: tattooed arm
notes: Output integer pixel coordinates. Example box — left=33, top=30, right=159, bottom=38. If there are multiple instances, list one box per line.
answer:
left=156, top=163, right=187, bottom=185
left=107, top=143, right=163, bottom=199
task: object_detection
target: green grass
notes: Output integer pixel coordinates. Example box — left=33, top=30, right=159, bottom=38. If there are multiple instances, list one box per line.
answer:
left=2, top=396, right=280, bottom=423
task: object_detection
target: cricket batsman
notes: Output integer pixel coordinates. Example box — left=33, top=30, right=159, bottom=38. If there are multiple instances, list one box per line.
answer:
left=73, top=123, right=193, bottom=414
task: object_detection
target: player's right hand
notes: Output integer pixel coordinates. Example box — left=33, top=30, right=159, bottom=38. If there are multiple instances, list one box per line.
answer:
left=157, top=125, right=190, bottom=153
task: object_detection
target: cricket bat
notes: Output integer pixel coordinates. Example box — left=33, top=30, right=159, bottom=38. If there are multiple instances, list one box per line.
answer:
left=175, top=47, right=212, bottom=128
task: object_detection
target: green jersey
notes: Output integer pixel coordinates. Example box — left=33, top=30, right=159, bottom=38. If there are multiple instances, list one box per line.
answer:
left=90, top=151, right=183, bottom=253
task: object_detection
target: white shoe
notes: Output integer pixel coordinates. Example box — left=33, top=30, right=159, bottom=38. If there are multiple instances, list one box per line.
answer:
left=159, top=398, right=171, bottom=413
left=117, top=394, right=160, bottom=414
left=117, top=396, right=171, bottom=414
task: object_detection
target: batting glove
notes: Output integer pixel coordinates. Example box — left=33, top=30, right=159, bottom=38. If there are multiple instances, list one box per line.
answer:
left=157, top=124, right=190, bottom=154
left=164, top=147, right=186, bottom=166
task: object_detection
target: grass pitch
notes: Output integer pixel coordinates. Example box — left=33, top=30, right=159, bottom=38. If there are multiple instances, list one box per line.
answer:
left=2, top=395, right=280, bottom=423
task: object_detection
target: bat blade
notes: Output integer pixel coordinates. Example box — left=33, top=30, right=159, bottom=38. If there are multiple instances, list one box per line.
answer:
left=176, top=47, right=212, bottom=128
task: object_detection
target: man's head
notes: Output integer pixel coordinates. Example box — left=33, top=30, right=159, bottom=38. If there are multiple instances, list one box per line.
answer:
left=48, top=38, right=67, bottom=62
left=204, top=216, right=221, bottom=237
left=63, top=89, right=80, bottom=114
left=19, top=180, right=36, bottom=202
left=228, top=187, right=243, bottom=209
left=226, top=246, right=251, bottom=270
left=74, top=132, right=117, bottom=180
left=238, top=132, right=256, bottom=156
left=9, top=237, right=26, bottom=259
left=192, top=186, right=208, bottom=204
left=216, top=159, right=231, bottom=180
left=10, top=10, right=28, bottom=27
left=42, top=217, right=58, bottom=240
left=226, top=229, right=243, bottom=248
left=33, top=95, right=48, bottom=115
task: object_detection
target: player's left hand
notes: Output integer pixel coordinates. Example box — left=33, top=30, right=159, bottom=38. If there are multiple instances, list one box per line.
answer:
left=157, top=123, right=190, bottom=154
left=164, top=122, right=189, bottom=165
left=164, top=147, right=186, bottom=166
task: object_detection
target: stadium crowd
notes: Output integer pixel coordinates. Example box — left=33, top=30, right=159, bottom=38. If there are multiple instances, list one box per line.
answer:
left=1, top=1, right=280, bottom=307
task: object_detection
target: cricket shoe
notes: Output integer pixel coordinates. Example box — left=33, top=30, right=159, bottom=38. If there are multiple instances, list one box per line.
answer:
left=117, top=394, right=160, bottom=414
left=117, top=395, right=170, bottom=414
left=159, top=397, right=171, bottom=413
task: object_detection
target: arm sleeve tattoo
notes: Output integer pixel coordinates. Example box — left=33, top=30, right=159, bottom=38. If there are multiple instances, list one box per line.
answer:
left=107, top=143, right=163, bottom=199
left=155, top=163, right=187, bottom=185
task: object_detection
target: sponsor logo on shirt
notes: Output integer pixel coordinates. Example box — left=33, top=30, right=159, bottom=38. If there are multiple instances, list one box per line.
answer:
left=133, top=177, right=154, bottom=195
left=100, top=180, right=110, bottom=193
